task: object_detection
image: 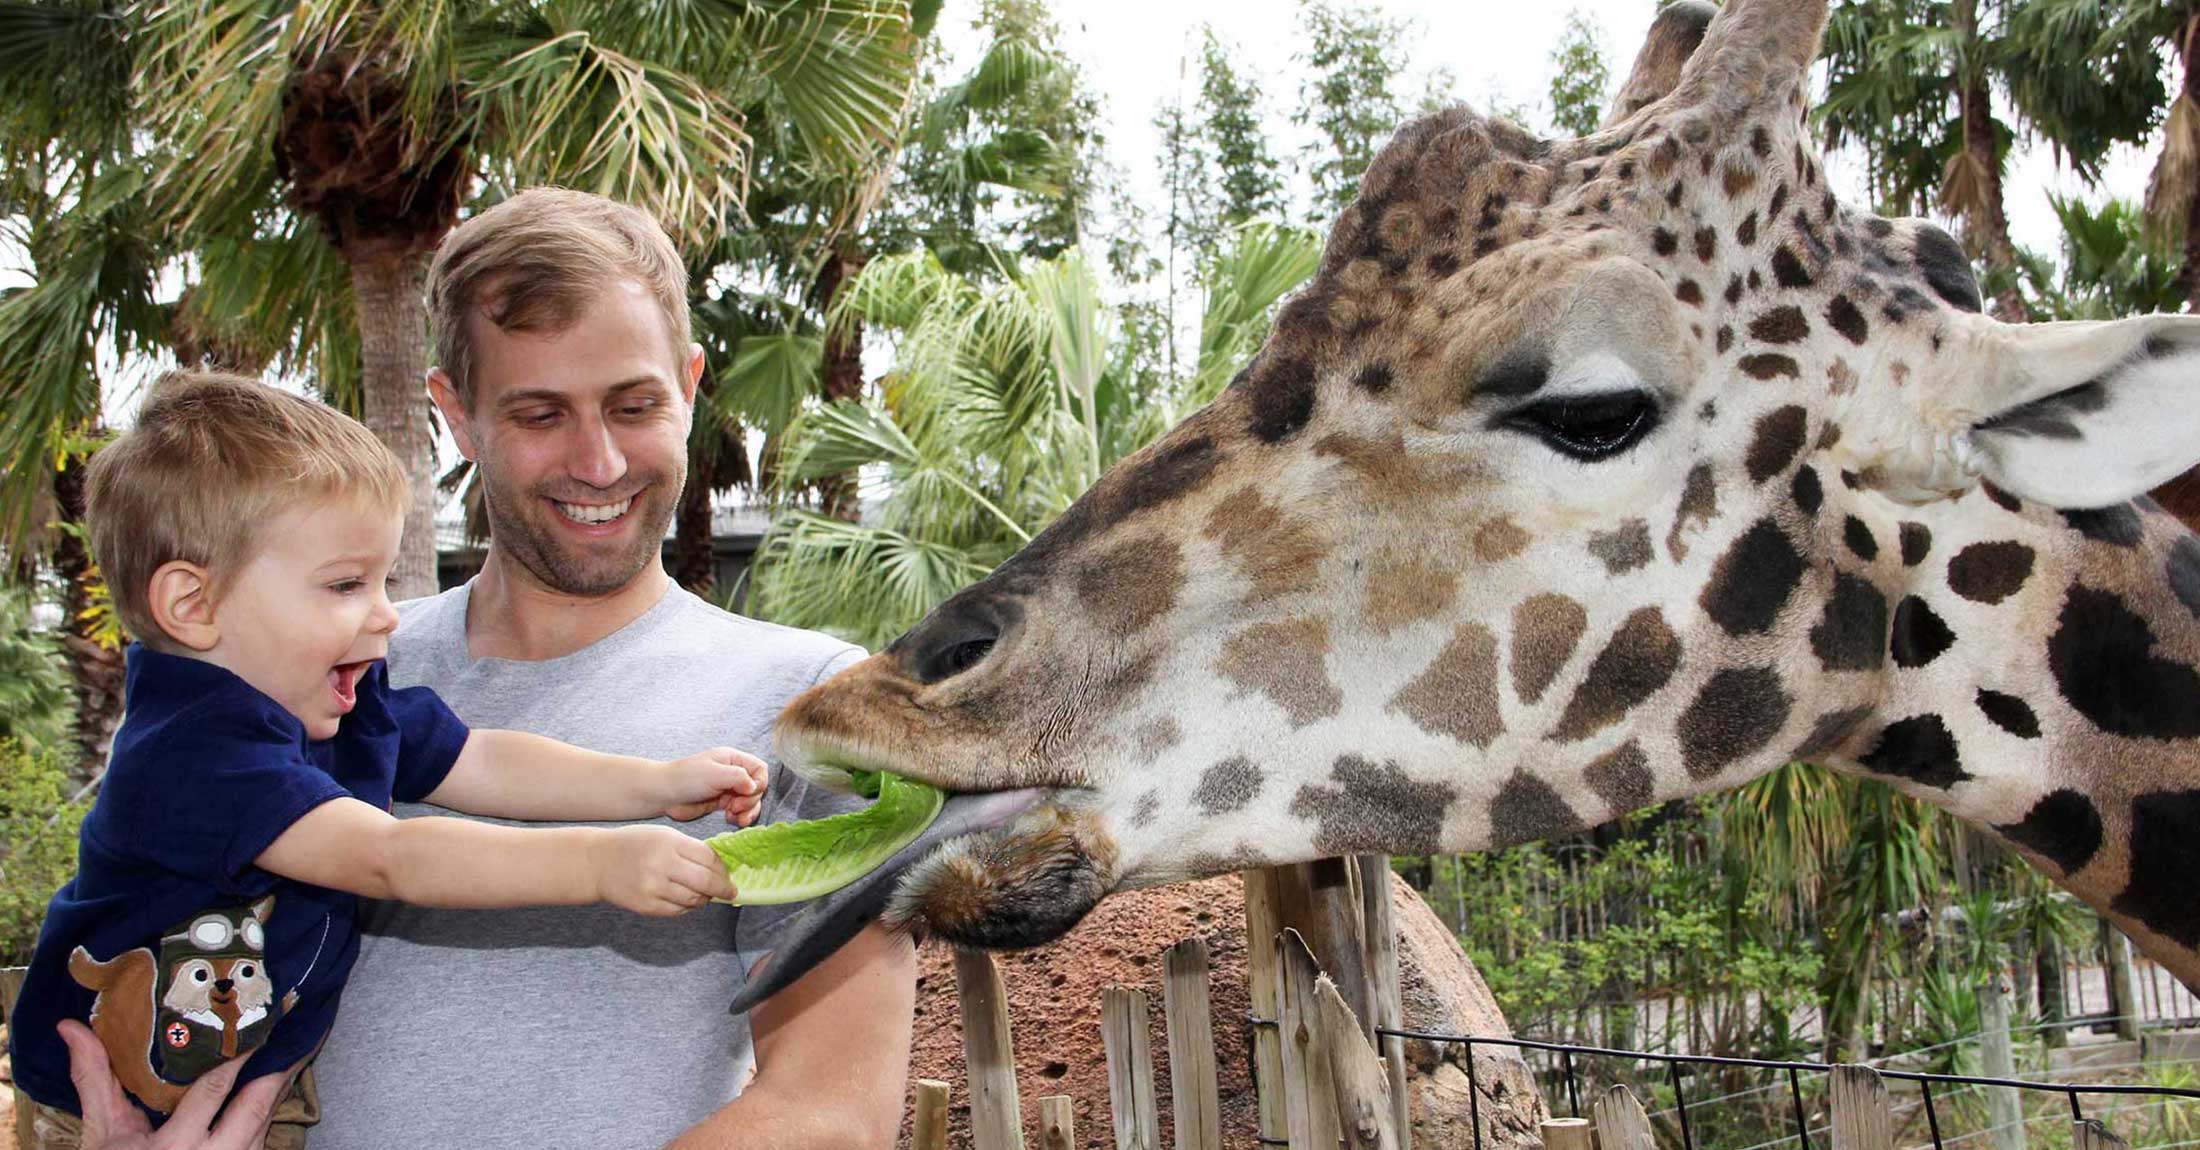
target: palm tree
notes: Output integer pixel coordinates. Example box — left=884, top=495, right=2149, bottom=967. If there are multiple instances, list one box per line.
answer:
left=129, top=0, right=925, bottom=598
left=1818, top=0, right=2161, bottom=324
left=750, top=223, right=1319, bottom=647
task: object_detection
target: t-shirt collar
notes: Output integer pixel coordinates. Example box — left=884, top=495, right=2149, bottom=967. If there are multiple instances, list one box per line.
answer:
left=121, top=642, right=307, bottom=736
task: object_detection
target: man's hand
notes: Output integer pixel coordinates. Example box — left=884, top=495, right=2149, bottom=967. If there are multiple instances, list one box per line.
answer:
left=590, top=824, right=737, bottom=915
left=59, top=1019, right=294, bottom=1150
left=662, top=747, right=770, bottom=827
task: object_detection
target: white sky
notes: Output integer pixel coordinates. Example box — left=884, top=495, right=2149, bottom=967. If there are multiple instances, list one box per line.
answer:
left=947, top=0, right=2162, bottom=267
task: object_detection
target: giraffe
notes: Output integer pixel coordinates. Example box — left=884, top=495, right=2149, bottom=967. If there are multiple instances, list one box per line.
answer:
left=736, top=0, right=2200, bottom=1013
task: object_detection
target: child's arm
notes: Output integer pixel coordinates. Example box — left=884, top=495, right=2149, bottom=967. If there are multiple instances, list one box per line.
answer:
left=422, top=729, right=768, bottom=826
left=254, top=797, right=735, bottom=915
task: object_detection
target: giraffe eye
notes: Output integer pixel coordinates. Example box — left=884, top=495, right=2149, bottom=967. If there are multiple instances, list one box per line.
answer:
left=938, top=638, right=995, bottom=678
left=1506, top=392, right=1659, bottom=461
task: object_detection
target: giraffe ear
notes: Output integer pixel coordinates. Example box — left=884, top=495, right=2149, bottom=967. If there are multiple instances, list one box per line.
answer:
left=1956, top=315, right=2200, bottom=509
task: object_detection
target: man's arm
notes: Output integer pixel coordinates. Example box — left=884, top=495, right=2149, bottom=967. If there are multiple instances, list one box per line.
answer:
left=668, top=923, right=918, bottom=1150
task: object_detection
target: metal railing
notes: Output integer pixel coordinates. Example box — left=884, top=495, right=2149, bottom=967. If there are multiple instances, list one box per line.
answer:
left=1241, top=1021, right=2200, bottom=1150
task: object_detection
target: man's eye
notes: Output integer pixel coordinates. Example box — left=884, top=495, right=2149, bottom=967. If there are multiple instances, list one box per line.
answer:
left=616, top=401, right=656, bottom=419
left=516, top=410, right=559, bottom=428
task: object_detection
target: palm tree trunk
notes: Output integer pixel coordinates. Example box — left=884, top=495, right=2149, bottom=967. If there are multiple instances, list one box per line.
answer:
left=349, top=240, right=441, bottom=601
left=2173, top=13, right=2200, bottom=313
left=673, top=437, right=717, bottom=595
left=1951, top=0, right=2028, bottom=323
left=817, top=245, right=868, bottom=523
left=52, top=455, right=123, bottom=783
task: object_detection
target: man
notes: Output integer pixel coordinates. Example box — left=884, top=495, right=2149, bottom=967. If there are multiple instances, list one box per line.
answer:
left=306, top=188, right=917, bottom=1149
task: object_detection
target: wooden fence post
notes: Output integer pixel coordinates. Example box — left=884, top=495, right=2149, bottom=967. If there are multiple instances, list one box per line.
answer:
left=1164, top=939, right=1224, bottom=1150
left=1244, top=868, right=1290, bottom=1145
left=1317, top=973, right=1400, bottom=1150
left=1542, top=1117, right=1595, bottom=1150
left=1592, top=1083, right=1657, bottom=1150
left=1038, top=1095, right=1076, bottom=1150
left=2075, top=1118, right=2131, bottom=1150
left=2105, top=925, right=2143, bottom=1039
left=1357, top=855, right=1413, bottom=1150
left=1101, top=986, right=1162, bottom=1150
left=1281, top=928, right=1345, bottom=1150
left=1979, top=972, right=2028, bottom=1150
left=1830, top=1065, right=1893, bottom=1150
left=1307, top=857, right=1373, bottom=1029
left=954, top=948, right=1026, bottom=1150
left=911, top=1079, right=951, bottom=1150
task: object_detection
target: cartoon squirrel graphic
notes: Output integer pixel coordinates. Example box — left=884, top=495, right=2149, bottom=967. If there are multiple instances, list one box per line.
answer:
left=68, top=895, right=293, bottom=1113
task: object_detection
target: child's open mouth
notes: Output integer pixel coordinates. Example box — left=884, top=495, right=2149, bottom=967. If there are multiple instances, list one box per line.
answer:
left=329, top=661, right=370, bottom=711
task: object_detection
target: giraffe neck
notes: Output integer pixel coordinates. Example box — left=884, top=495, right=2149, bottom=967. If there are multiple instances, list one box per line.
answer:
left=1808, top=491, right=2200, bottom=991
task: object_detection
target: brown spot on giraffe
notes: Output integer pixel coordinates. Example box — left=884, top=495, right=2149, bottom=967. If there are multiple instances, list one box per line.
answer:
left=1075, top=536, right=1184, bottom=635
left=1585, top=740, right=1654, bottom=816
left=1474, top=517, right=1531, bottom=562
left=1667, top=463, right=1719, bottom=561
left=1365, top=554, right=1460, bottom=634
left=1512, top=594, right=1590, bottom=704
left=1551, top=608, right=1683, bottom=742
left=1203, top=486, right=1327, bottom=601
left=1217, top=618, right=1341, bottom=728
left=1389, top=622, right=1505, bottom=747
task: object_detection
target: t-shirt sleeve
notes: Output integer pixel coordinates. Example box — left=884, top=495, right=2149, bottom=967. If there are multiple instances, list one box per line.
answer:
left=105, top=706, right=349, bottom=890
left=381, top=674, right=471, bottom=803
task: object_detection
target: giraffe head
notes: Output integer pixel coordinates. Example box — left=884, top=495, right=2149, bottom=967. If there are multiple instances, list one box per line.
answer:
left=768, top=0, right=2200, bottom=964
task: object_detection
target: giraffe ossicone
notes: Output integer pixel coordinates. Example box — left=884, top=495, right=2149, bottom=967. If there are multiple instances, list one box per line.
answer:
left=744, top=0, right=2200, bottom=1013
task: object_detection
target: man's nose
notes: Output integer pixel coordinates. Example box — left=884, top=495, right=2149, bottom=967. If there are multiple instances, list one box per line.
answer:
left=568, top=412, right=628, bottom=488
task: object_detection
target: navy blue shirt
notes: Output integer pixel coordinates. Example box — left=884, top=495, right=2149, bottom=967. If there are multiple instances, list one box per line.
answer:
left=9, top=644, right=468, bottom=1117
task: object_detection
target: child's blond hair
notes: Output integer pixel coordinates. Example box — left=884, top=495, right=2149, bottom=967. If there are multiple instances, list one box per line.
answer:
left=85, top=371, right=408, bottom=649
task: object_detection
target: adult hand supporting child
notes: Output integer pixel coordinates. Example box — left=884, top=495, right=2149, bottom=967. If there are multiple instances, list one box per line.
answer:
left=59, top=1020, right=293, bottom=1150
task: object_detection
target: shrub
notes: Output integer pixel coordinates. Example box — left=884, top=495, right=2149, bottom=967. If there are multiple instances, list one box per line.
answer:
left=0, top=582, right=74, bottom=754
left=0, top=738, right=88, bottom=967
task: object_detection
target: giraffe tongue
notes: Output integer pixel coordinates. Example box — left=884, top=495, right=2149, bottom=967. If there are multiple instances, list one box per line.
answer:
left=726, top=788, right=1043, bottom=1017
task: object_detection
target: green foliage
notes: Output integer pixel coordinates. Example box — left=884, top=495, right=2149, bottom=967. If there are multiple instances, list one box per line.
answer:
left=0, top=583, right=73, bottom=753
left=1546, top=11, right=1611, bottom=138
left=0, top=737, right=88, bottom=967
left=2010, top=195, right=2186, bottom=320
left=1295, top=0, right=1414, bottom=217
left=1200, top=31, right=1287, bottom=230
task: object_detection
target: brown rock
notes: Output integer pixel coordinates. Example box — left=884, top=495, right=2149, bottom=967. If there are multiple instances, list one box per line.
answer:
left=904, top=872, right=1545, bottom=1148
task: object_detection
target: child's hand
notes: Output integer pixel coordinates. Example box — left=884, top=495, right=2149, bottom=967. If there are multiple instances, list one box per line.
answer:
left=591, top=825, right=737, bottom=915
left=662, top=747, right=770, bottom=827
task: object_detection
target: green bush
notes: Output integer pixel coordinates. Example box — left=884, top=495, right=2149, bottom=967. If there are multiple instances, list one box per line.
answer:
left=0, top=583, right=76, bottom=754
left=0, top=737, right=88, bottom=967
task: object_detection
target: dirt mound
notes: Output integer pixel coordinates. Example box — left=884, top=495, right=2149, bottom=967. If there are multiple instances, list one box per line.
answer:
left=905, top=871, right=1545, bottom=1148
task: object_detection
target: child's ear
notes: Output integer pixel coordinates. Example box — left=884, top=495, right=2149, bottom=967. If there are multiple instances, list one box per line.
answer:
left=425, top=368, right=478, bottom=460
left=148, top=561, right=219, bottom=651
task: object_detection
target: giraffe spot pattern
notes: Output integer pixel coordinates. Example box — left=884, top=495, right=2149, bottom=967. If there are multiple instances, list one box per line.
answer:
left=1076, top=536, right=1184, bottom=635
left=1205, top=487, right=1326, bottom=600
left=1193, top=756, right=1262, bottom=815
left=1678, top=666, right=1792, bottom=779
left=1771, top=246, right=1813, bottom=288
left=1512, top=594, right=1589, bottom=705
left=1390, top=622, right=1505, bottom=747
left=1748, top=306, right=1810, bottom=345
left=1354, top=363, right=1394, bottom=395
left=1811, top=573, right=1888, bottom=671
left=2062, top=504, right=2143, bottom=548
left=2048, top=586, right=2200, bottom=739
left=1891, top=596, right=1955, bottom=668
left=1132, top=790, right=1162, bottom=827
left=2111, top=790, right=2200, bottom=946
left=1217, top=618, right=1342, bottom=728
left=1843, top=516, right=1878, bottom=561
left=1899, top=522, right=1932, bottom=566
left=1947, top=541, right=2035, bottom=604
left=1912, top=224, right=1983, bottom=313
left=1365, top=555, right=1460, bottom=634
left=1289, top=755, right=1456, bottom=856
left=1982, top=482, right=2023, bottom=513
left=2171, top=537, right=2200, bottom=618
left=1739, top=353, right=1801, bottom=380
left=1997, top=789, right=2103, bottom=874
left=1588, top=519, right=1654, bottom=574
left=1701, top=519, right=1805, bottom=636
left=1825, top=295, right=1869, bottom=344
left=1745, top=405, right=1809, bottom=484
left=1487, top=770, right=1582, bottom=848
left=1859, top=713, right=1970, bottom=788
left=1976, top=689, right=2040, bottom=739
left=1585, top=740, right=1654, bottom=816
left=1475, top=517, right=1531, bottom=561
left=1133, top=716, right=1182, bottom=757
left=1794, top=705, right=1873, bottom=760
left=1246, top=356, right=1317, bottom=443
left=1552, top=608, right=1683, bottom=742
left=1792, top=466, right=1823, bottom=515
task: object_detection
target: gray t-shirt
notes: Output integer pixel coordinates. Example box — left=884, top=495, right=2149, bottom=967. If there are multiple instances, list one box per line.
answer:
left=308, top=581, right=864, bottom=1150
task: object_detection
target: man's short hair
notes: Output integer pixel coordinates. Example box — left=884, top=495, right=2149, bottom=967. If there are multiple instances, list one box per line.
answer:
left=427, top=188, right=692, bottom=407
left=84, top=370, right=407, bottom=649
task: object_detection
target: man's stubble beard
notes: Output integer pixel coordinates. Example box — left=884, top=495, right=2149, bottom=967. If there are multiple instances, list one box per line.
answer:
left=477, top=446, right=685, bottom=599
